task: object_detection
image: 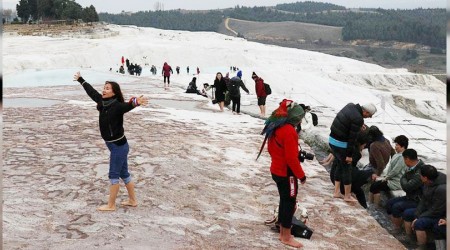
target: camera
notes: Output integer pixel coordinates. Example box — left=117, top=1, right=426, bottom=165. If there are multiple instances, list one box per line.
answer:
left=298, top=150, right=314, bottom=162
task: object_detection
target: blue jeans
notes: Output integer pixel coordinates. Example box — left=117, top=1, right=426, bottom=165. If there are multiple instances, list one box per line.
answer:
left=386, top=196, right=417, bottom=218
left=329, top=144, right=351, bottom=185
left=106, top=141, right=131, bottom=185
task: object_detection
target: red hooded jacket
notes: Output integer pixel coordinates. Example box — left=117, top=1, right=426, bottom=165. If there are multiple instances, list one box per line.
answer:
left=268, top=124, right=305, bottom=179
left=254, top=77, right=266, bottom=98
left=162, top=63, right=172, bottom=77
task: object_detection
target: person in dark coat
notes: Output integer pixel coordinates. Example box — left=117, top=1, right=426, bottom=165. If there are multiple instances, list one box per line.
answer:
left=186, top=77, right=198, bottom=93
left=410, top=165, right=446, bottom=249
left=329, top=103, right=377, bottom=202
left=386, top=148, right=425, bottom=235
left=73, top=71, right=148, bottom=211
left=330, top=131, right=371, bottom=208
left=213, top=72, right=227, bottom=112
left=227, top=74, right=249, bottom=114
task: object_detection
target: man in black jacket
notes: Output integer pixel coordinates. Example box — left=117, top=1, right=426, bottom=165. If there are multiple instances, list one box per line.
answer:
left=386, top=149, right=424, bottom=235
left=227, top=75, right=249, bottom=114
left=411, top=165, right=446, bottom=249
left=329, top=102, right=376, bottom=202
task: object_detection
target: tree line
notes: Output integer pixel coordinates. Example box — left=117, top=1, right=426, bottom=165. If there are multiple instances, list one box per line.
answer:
left=100, top=10, right=223, bottom=31
left=15, top=0, right=99, bottom=23
left=98, top=3, right=445, bottom=49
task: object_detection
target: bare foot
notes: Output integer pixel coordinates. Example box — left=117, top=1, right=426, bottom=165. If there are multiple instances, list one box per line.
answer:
left=121, top=200, right=138, bottom=207
left=280, top=237, right=303, bottom=248
left=344, top=196, right=358, bottom=202
left=333, top=193, right=344, bottom=199
left=97, top=204, right=116, bottom=211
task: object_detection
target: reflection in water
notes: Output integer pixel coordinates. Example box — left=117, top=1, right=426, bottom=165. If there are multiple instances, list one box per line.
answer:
left=4, top=98, right=63, bottom=108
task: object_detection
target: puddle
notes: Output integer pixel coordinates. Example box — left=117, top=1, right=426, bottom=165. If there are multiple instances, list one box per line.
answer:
left=152, top=99, right=205, bottom=112
left=4, top=98, right=64, bottom=108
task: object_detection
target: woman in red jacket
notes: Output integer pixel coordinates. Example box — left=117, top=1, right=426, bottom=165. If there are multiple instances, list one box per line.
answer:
left=265, top=99, right=306, bottom=248
left=252, top=72, right=267, bottom=117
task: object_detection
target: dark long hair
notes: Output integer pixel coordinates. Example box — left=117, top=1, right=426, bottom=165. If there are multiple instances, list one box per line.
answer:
left=105, top=81, right=124, bottom=103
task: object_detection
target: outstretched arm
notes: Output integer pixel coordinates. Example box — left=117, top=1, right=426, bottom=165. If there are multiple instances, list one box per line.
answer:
left=74, top=71, right=102, bottom=103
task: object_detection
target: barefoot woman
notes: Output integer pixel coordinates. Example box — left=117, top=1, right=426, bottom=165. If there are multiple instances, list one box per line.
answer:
left=74, top=72, right=148, bottom=211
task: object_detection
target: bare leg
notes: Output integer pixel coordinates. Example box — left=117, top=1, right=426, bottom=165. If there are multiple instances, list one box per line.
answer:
left=97, top=184, right=120, bottom=211
left=343, top=184, right=357, bottom=202
left=333, top=181, right=344, bottom=198
left=280, top=226, right=303, bottom=248
left=219, top=102, right=224, bottom=111
left=373, top=193, right=381, bottom=207
left=121, top=182, right=138, bottom=207
left=404, top=221, right=413, bottom=236
left=416, top=230, right=427, bottom=246
left=391, top=216, right=403, bottom=229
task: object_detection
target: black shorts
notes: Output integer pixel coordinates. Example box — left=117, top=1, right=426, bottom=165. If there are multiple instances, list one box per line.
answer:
left=258, top=96, right=266, bottom=106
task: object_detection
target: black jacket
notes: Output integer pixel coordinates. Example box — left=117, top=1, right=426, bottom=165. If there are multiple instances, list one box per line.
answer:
left=415, top=172, right=446, bottom=218
left=78, top=78, right=135, bottom=144
left=400, top=160, right=425, bottom=202
left=227, top=76, right=249, bottom=97
left=330, top=103, right=364, bottom=157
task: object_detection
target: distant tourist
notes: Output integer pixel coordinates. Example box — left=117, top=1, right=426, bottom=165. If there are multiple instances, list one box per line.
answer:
left=73, top=71, right=148, bottom=211
left=252, top=71, right=267, bottom=117
left=226, top=73, right=249, bottom=115
left=212, top=72, right=227, bottom=112
left=162, top=62, right=173, bottom=89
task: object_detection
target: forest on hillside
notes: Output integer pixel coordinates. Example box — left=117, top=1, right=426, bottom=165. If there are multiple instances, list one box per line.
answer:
left=97, top=1, right=445, bottom=49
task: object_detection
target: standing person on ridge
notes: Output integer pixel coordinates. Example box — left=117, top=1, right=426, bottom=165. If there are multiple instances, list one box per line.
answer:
left=212, top=72, right=227, bottom=112
left=73, top=71, right=148, bottom=211
left=263, top=99, right=306, bottom=248
left=227, top=72, right=249, bottom=115
left=162, top=62, right=173, bottom=89
left=252, top=71, right=267, bottom=117
left=329, top=103, right=377, bottom=202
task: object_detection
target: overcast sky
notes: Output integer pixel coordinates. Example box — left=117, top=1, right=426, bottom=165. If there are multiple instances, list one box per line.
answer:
left=2, top=0, right=446, bottom=13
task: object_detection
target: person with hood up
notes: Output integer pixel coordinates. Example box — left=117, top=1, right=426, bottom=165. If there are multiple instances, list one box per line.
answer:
left=162, top=62, right=173, bottom=89
left=227, top=72, right=249, bottom=114
left=262, top=99, right=307, bottom=248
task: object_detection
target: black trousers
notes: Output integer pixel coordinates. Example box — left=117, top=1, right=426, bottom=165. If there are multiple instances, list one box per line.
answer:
left=231, top=96, right=241, bottom=113
left=272, top=170, right=298, bottom=228
left=164, top=76, right=170, bottom=84
left=369, top=180, right=390, bottom=194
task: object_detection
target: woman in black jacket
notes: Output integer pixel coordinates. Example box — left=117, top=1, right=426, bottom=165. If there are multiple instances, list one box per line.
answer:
left=213, top=72, right=227, bottom=112
left=74, top=71, right=148, bottom=211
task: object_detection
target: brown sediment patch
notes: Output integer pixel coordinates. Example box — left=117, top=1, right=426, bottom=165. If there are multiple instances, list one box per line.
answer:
left=3, top=82, right=406, bottom=249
